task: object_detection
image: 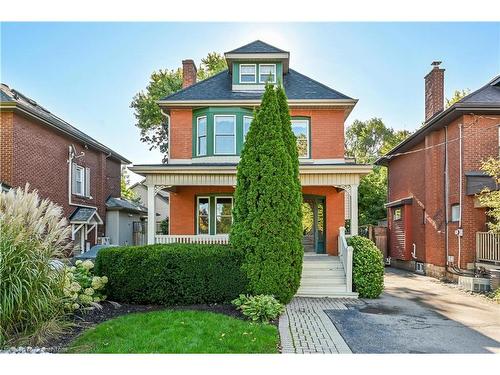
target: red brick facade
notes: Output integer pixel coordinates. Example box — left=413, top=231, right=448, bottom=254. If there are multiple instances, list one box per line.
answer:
left=0, top=110, right=122, bottom=242
left=386, top=114, right=500, bottom=278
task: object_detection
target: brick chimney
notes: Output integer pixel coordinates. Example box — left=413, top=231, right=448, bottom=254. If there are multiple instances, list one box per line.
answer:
left=424, top=61, right=445, bottom=121
left=182, top=59, right=197, bottom=89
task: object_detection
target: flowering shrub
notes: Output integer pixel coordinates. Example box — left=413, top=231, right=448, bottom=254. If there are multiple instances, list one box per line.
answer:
left=63, top=260, right=108, bottom=311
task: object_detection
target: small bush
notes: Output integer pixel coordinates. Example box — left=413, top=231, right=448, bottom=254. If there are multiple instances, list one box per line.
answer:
left=347, top=236, right=384, bottom=298
left=488, top=288, right=500, bottom=303
left=232, top=294, right=284, bottom=323
left=63, top=260, right=108, bottom=311
left=0, top=185, right=72, bottom=346
left=95, top=244, right=247, bottom=305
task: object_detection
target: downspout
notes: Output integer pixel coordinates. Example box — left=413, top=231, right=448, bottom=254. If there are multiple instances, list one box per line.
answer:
left=458, top=123, right=463, bottom=269
left=444, top=126, right=449, bottom=270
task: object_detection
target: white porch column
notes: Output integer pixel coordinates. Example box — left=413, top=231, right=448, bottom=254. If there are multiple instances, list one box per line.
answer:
left=147, top=183, right=156, bottom=244
left=350, top=183, right=359, bottom=236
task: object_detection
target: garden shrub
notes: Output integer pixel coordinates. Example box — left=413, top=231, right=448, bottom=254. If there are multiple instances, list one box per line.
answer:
left=230, top=84, right=303, bottom=304
left=63, top=260, right=108, bottom=311
left=232, top=294, right=284, bottom=323
left=95, top=244, right=247, bottom=305
left=0, top=185, right=71, bottom=346
left=347, top=236, right=384, bottom=298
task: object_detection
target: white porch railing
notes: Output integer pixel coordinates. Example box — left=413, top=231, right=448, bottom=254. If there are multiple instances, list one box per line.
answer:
left=476, top=232, right=500, bottom=263
left=155, top=234, right=230, bottom=245
left=338, top=226, right=353, bottom=292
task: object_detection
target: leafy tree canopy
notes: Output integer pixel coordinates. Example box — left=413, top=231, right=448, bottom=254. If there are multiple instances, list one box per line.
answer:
left=477, top=157, right=500, bottom=233
left=120, top=167, right=138, bottom=202
left=446, top=89, right=471, bottom=108
left=131, top=53, right=227, bottom=163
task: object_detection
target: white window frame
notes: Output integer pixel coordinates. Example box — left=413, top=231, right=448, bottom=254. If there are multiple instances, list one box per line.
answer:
left=451, top=204, right=460, bottom=222
left=239, top=64, right=257, bottom=84
left=243, top=115, right=253, bottom=141
left=259, top=63, right=277, bottom=84
left=196, top=196, right=211, bottom=235
left=73, top=164, right=85, bottom=197
left=215, top=196, right=233, bottom=235
left=214, top=115, right=236, bottom=155
left=196, top=116, right=207, bottom=156
left=291, top=119, right=310, bottom=159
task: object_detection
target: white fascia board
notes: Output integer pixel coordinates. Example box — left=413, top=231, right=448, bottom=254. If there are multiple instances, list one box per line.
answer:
left=157, top=99, right=358, bottom=108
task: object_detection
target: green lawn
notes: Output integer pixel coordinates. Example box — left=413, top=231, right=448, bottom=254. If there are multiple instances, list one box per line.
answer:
left=65, top=310, right=279, bottom=354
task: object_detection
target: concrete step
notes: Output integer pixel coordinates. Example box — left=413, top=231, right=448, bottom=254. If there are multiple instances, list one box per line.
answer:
left=301, top=269, right=346, bottom=277
left=300, top=278, right=346, bottom=287
left=303, top=263, right=345, bottom=271
left=296, top=289, right=359, bottom=298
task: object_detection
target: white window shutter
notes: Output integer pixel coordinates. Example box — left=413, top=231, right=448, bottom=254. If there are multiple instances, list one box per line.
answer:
left=85, top=167, right=91, bottom=197
left=72, top=163, right=78, bottom=194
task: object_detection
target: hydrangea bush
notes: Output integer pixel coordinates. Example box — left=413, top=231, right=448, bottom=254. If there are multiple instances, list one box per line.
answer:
left=63, top=260, right=108, bottom=311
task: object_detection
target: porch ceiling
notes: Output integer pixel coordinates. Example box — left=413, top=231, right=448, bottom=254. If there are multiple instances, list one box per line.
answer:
left=129, top=164, right=372, bottom=187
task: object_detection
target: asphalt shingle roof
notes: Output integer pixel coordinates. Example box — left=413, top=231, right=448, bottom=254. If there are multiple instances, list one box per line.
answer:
left=69, top=207, right=98, bottom=223
left=161, top=69, right=353, bottom=101
left=106, top=197, right=148, bottom=213
left=226, top=40, right=288, bottom=54
left=0, top=83, right=130, bottom=164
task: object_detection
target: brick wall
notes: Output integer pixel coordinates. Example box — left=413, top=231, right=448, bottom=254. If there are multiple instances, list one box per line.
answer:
left=169, top=109, right=193, bottom=159
left=7, top=111, right=121, bottom=240
left=0, top=111, right=14, bottom=185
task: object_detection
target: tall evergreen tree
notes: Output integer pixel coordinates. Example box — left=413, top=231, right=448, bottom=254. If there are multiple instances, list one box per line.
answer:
left=230, top=84, right=302, bottom=303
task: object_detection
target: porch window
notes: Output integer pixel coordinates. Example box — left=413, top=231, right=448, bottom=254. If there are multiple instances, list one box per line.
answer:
left=259, top=64, right=276, bottom=83
left=240, top=64, right=256, bottom=83
left=291, top=119, right=310, bottom=158
left=243, top=116, right=252, bottom=140
left=215, top=197, right=233, bottom=234
left=197, top=116, right=207, bottom=156
left=197, top=197, right=210, bottom=234
left=214, top=115, right=236, bottom=155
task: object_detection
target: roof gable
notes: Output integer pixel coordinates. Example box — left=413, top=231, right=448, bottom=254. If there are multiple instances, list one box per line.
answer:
left=226, top=40, right=287, bottom=54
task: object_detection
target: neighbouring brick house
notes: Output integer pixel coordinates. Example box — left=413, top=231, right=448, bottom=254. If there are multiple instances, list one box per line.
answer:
left=130, top=40, right=371, bottom=259
left=0, top=83, right=131, bottom=253
left=376, top=64, right=500, bottom=278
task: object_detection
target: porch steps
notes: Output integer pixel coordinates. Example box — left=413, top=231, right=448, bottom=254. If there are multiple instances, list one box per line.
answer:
left=297, top=254, right=358, bottom=298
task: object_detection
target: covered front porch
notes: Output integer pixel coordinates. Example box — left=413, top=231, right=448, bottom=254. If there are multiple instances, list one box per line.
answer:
left=130, top=163, right=371, bottom=252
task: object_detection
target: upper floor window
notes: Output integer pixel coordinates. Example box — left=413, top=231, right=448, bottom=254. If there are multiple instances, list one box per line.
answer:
left=259, top=64, right=276, bottom=83
left=243, top=116, right=253, bottom=140
left=291, top=119, right=310, bottom=158
left=451, top=204, right=460, bottom=222
left=240, top=64, right=256, bottom=83
left=214, top=115, right=236, bottom=155
left=197, top=116, right=207, bottom=156
left=72, top=163, right=90, bottom=197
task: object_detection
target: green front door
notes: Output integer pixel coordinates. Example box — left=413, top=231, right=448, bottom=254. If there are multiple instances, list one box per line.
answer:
left=302, top=197, right=326, bottom=254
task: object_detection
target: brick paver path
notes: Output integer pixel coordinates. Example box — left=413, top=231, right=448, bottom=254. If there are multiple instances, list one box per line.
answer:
left=279, top=297, right=359, bottom=354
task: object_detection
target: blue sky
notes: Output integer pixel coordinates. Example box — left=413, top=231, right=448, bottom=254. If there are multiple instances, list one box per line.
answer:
left=1, top=22, right=499, bottom=171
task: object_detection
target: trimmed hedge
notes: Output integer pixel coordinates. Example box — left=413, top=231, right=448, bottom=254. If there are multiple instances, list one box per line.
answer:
left=347, top=236, right=384, bottom=298
left=94, top=244, right=247, bottom=305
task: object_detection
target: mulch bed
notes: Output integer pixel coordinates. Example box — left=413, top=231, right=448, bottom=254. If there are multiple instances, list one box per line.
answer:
left=47, top=301, right=252, bottom=352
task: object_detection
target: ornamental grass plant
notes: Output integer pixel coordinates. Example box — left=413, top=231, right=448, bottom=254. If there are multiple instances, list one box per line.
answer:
left=0, top=185, right=72, bottom=346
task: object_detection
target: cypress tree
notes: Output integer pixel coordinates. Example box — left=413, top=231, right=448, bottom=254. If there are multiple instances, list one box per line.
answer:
left=230, top=83, right=302, bottom=303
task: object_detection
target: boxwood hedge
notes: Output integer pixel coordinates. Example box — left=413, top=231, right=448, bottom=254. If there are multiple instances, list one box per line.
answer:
left=347, top=236, right=384, bottom=298
left=94, top=244, right=248, bottom=305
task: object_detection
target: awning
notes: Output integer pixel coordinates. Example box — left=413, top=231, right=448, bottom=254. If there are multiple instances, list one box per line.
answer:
left=466, top=171, right=497, bottom=196
left=385, top=197, right=413, bottom=208
left=69, top=207, right=103, bottom=225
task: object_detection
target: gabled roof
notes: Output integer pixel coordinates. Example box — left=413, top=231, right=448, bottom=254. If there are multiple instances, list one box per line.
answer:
left=225, top=40, right=288, bottom=54
left=160, top=69, right=354, bottom=102
left=376, top=74, right=500, bottom=166
left=69, top=207, right=103, bottom=224
left=106, top=197, right=148, bottom=214
left=0, top=83, right=130, bottom=164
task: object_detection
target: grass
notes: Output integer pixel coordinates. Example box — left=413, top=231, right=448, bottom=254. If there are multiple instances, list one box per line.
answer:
left=65, top=310, right=279, bottom=353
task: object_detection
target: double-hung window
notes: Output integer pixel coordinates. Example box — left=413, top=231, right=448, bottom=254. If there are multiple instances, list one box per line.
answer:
left=243, top=116, right=253, bottom=140
left=72, top=163, right=90, bottom=197
left=197, top=116, right=207, bottom=156
left=197, top=197, right=210, bottom=235
left=215, top=197, right=233, bottom=234
left=259, top=64, right=276, bottom=83
left=214, top=115, right=236, bottom=155
left=240, top=64, right=256, bottom=83
left=291, top=119, right=310, bottom=158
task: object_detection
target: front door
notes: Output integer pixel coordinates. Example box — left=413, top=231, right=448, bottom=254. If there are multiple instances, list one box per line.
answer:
left=302, top=197, right=326, bottom=254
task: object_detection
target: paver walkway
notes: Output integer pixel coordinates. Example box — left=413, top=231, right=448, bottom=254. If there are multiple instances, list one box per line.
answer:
left=279, top=297, right=359, bottom=353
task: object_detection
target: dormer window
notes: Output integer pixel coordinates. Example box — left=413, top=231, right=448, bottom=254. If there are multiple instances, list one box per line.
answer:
left=259, top=64, right=276, bottom=83
left=240, top=64, right=256, bottom=83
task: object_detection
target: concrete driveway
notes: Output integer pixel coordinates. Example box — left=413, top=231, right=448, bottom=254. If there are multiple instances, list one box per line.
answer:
left=326, top=268, right=500, bottom=353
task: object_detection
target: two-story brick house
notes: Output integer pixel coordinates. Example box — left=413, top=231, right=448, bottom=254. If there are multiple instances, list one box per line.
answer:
left=130, top=41, right=371, bottom=260
left=0, top=83, right=131, bottom=253
left=376, top=64, right=500, bottom=278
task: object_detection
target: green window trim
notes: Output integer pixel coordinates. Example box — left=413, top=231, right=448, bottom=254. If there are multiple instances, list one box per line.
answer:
left=195, top=194, right=234, bottom=235
left=239, top=63, right=257, bottom=83
left=196, top=116, right=207, bottom=156
left=214, top=114, right=236, bottom=155
left=232, top=62, right=283, bottom=85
